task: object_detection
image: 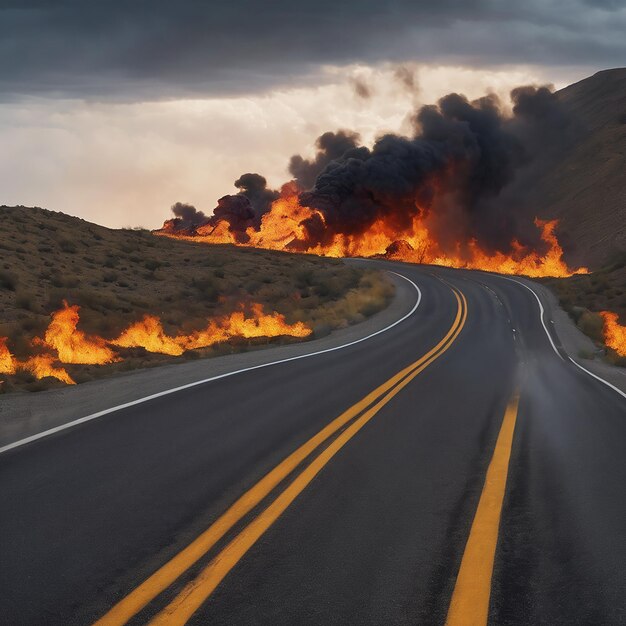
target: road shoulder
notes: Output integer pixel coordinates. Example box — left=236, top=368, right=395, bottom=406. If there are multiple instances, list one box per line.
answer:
left=528, top=280, right=626, bottom=394
left=0, top=271, right=417, bottom=450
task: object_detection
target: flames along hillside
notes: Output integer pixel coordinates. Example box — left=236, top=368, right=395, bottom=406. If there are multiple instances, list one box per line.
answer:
left=156, top=83, right=602, bottom=279
left=157, top=70, right=626, bottom=274
left=541, top=256, right=626, bottom=365
left=0, top=206, right=393, bottom=392
left=156, top=71, right=626, bottom=364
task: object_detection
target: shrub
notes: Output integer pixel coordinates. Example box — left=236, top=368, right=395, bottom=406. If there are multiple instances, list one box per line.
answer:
left=58, top=239, right=77, bottom=254
left=0, top=270, right=17, bottom=291
left=15, top=292, right=36, bottom=311
left=144, top=259, right=161, bottom=272
left=577, top=310, right=604, bottom=343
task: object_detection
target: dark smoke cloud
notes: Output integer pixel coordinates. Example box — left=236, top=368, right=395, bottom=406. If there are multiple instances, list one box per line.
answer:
left=168, top=84, right=581, bottom=258
left=288, top=130, right=364, bottom=190
left=209, top=195, right=256, bottom=243
left=234, top=173, right=279, bottom=225
left=163, top=174, right=277, bottom=240
left=293, top=85, right=579, bottom=256
left=165, top=202, right=210, bottom=232
left=509, top=85, right=574, bottom=156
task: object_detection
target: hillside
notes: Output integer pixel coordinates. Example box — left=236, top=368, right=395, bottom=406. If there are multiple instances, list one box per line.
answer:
left=540, top=253, right=626, bottom=364
left=0, top=206, right=393, bottom=392
left=533, top=68, right=626, bottom=269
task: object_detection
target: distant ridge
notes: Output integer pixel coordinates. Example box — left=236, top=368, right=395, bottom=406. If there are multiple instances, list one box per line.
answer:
left=533, top=68, right=626, bottom=269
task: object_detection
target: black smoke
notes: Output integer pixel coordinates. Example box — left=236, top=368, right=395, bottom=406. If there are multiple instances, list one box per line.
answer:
left=163, top=174, right=278, bottom=240
left=208, top=173, right=279, bottom=241
left=288, top=131, right=365, bottom=190
left=208, top=195, right=256, bottom=243
left=234, top=173, right=279, bottom=226
left=291, top=85, right=577, bottom=256
left=164, top=202, right=210, bottom=233
left=165, top=84, right=578, bottom=259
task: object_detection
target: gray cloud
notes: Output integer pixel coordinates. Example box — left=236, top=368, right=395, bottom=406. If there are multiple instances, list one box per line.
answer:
left=0, top=1, right=624, bottom=101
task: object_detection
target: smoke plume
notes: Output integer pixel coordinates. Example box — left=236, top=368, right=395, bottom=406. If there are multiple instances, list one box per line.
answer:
left=233, top=173, right=279, bottom=225
left=165, top=84, right=579, bottom=261
left=290, top=86, right=576, bottom=256
left=288, top=131, right=364, bottom=190
left=167, top=202, right=210, bottom=233
left=163, top=174, right=278, bottom=240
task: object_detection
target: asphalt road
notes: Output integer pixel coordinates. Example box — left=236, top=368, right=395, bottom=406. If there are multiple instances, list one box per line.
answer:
left=1, top=262, right=624, bottom=625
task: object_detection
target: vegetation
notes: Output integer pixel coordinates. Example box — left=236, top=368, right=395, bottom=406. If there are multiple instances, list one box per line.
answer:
left=540, top=252, right=626, bottom=366
left=0, top=205, right=394, bottom=392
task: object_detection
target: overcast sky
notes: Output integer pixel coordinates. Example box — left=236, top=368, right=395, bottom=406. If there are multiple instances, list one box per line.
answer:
left=1, top=0, right=624, bottom=227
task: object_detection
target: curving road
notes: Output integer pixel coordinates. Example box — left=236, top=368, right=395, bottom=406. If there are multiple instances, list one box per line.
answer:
left=1, top=262, right=625, bottom=625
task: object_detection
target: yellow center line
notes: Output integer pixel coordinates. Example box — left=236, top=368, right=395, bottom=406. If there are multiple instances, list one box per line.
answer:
left=94, top=286, right=466, bottom=626
left=445, top=392, right=520, bottom=626
left=148, top=291, right=468, bottom=626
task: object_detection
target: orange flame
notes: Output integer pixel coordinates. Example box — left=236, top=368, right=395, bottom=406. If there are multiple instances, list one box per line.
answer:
left=21, top=355, right=76, bottom=385
left=159, top=186, right=587, bottom=278
left=600, top=311, right=626, bottom=357
left=111, top=305, right=311, bottom=354
left=1, top=302, right=312, bottom=386
left=182, top=303, right=312, bottom=350
left=36, top=301, right=120, bottom=365
left=0, top=337, right=75, bottom=384
left=111, top=315, right=186, bottom=356
left=0, top=337, right=16, bottom=375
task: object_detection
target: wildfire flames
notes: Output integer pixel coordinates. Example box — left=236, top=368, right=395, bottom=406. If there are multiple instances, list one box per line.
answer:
left=157, top=85, right=596, bottom=278
left=158, top=186, right=587, bottom=278
left=1, top=301, right=311, bottom=385
left=0, top=336, right=75, bottom=385
left=600, top=311, right=626, bottom=357
left=111, top=303, right=310, bottom=355
left=0, top=337, right=16, bottom=376
left=36, top=302, right=119, bottom=365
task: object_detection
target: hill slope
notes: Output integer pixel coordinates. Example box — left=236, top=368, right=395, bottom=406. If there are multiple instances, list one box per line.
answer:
left=0, top=206, right=392, bottom=392
left=533, top=68, right=626, bottom=269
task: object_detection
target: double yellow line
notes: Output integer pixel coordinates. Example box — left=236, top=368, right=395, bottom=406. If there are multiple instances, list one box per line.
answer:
left=95, top=285, right=468, bottom=626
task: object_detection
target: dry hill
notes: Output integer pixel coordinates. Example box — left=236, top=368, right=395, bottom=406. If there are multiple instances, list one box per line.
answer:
left=534, top=68, right=626, bottom=269
left=0, top=206, right=393, bottom=392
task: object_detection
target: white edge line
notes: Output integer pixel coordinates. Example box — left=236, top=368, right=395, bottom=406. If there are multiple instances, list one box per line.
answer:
left=0, top=271, right=422, bottom=456
left=496, top=273, right=625, bottom=402
left=568, top=356, right=626, bottom=401
left=497, top=274, right=564, bottom=361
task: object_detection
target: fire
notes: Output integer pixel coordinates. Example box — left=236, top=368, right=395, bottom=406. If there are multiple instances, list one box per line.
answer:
left=157, top=186, right=587, bottom=278
left=21, top=355, right=75, bottom=385
left=0, top=337, right=16, bottom=375
left=1, top=302, right=312, bottom=386
left=111, top=305, right=311, bottom=354
left=600, top=311, right=626, bottom=357
left=38, top=301, right=119, bottom=365
left=111, top=315, right=185, bottom=356
left=0, top=337, right=75, bottom=384
left=182, top=304, right=312, bottom=350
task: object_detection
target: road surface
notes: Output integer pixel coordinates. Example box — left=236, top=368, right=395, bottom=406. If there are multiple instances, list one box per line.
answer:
left=1, top=262, right=624, bottom=625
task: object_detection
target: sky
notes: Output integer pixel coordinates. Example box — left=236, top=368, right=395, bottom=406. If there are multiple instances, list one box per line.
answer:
left=1, top=0, right=624, bottom=229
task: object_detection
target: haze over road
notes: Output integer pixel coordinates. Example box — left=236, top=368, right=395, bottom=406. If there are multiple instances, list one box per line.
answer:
left=1, top=261, right=624, bottom=625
